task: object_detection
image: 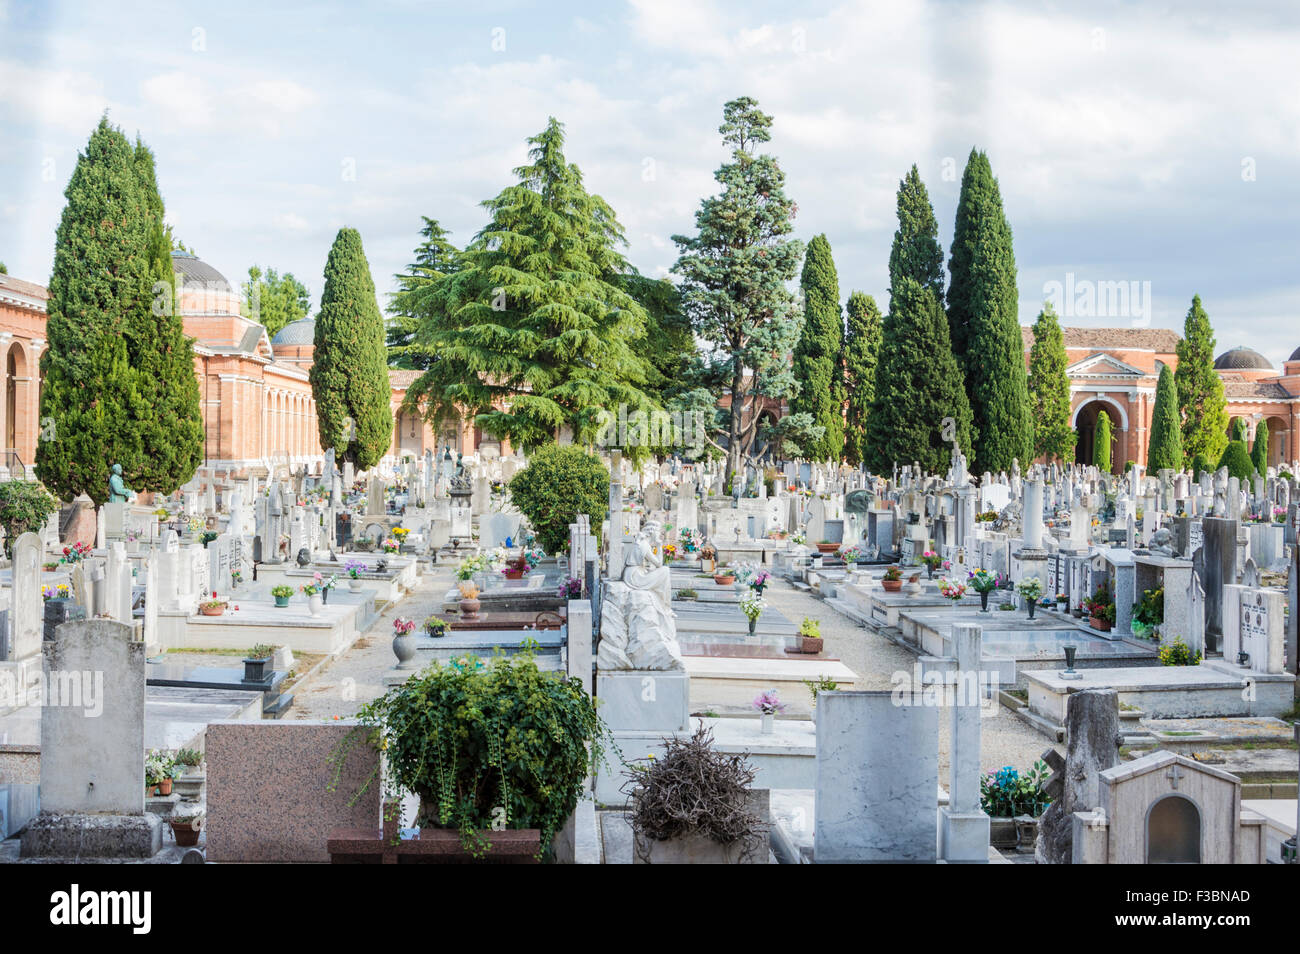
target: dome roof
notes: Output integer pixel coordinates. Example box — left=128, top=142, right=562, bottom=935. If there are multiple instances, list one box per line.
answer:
left=1213, top=346, right=1273, bottom=371
left=272, top=316, right=316, bottom=346
left=1288, top=344, right=1300, bottom=362
left=170, top=250, right=232, bottom=292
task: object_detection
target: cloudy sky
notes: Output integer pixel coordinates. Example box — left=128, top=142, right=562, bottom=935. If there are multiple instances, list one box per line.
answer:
left=3, top=0, right=1298, bottom=364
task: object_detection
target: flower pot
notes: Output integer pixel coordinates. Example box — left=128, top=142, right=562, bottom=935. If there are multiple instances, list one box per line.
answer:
left=799, top=635, right=824, bottom=654
left=980, top=591, right=990, bottom=612
left=157, top=777, right=173, bottom=796
left=713, top=575, right=735, bottom=586
left=746, top=618, right=757, bottom=638
left=1027, top=602, right=1037, bottom=620
left=308, top=594, right=323, bottom=617
left=815, top=543, right=839, bottom=555
left=1089, top=616, right=1111, bottom=632
left=459, top=597, right=481, bottom=619
left=425, top=625, right=446, bottom=639
left=322, top=588, right=330, bottom=605
left=274, top=595, right=290, bottom=607
left=243, top=658, right=272, bottom=682
left=760, top=713, right=774, bottom=734
left=170, top=817, right=202, bottom=848
left=392, top=633, right=418, bottom=669
left=503, top=568, right=525, bottom=580
left=881, top=580, right=902, bottom=592
left=349, top=578, right=363, bottom=591
left=199, top=604, right=224, bottom=617
left=146, top=783, right=157, bottom=797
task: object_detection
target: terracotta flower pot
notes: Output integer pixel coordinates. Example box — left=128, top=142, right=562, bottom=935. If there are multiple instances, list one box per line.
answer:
left=170, top=818, right=201, bottom=848
left=1089, top=616, right=1112, bottom=632
left=503, top=568, right=525, bottom=580
left=157, top=777, right=173, bottom=796
left=799, top=635, right=824, bottom=654
left=459, top=597, right=481, bottom=618
left=816, top=543, right=839, bottom=555
left=199, top=604, right=224, bottom=617
left=881, top=580, right=902, bottom=592
left=713, top=575, right=735, bottom=586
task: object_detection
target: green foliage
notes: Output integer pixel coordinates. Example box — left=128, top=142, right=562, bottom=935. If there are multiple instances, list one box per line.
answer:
left=862, top=279, right=972, bottom=474
left=980, top=761, right=1052, bottom=818
left=1175, top=295, right=1229, bottom=463
left=337, top=651, right=609, bottom=854
left=0, top=481, right=58, bottom=557
left=1093, top=410, right=1113, bottom=472
left=842, top=291, right=881, bottom=466
left=507, top=444, right=610, bottom=555
left=1027, top=303, right=1075, bottom=463
left=1217, top=440, right=1255, bottom=482
left=672, top=98, right=804, bottom=482
left=387, top=217, right=461, bottom=370
left=269, top=586, right=293, bottom=600
left=1159, top=636, right=1201, bottom=667
left=402, top=120, right=653, bottom=451
left=611, top=273, right=700, bottom=416
left=310, top=227, right=393, bottom=469
left=242, top=265, right=311, bottom=340
left=0, top=261, right=7, bottom=273
left=1229, top=417, right=1247, bottom=443
left=37, top=118, right=202, bottom=503
left=947, top=149, right=1031, bottom=473
left=888, top=165, right=946, bottom=303
left=1191, top=453, right=1208, bottom=480
left=1133, top=587, right=1164, bottom=627
left=790, top=234, right=844, bottom=461
left=1146, top=364, right=1184, bottom=472
left=1251, top=419, right=1270, bottom=476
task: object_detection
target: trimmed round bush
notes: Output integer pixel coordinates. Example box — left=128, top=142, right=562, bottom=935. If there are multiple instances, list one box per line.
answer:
left=1216, top=440, right=1255, bottom=483
left=508, top=445, right=610, bottom=555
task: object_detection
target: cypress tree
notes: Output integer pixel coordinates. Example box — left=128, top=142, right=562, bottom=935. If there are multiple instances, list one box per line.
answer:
left=1027, top=302, right=1075, bottom=463
left=1146, top=364, right=1183, bottom=472
left=129, top=139, right=204, bottom=493
left=311, top=227, right=394, bottom=469
left=1218, top=440, right=1254, bottom=482
left=862, top=279, right=972, bottom=475
left=790, top=234, right=845, bottom=461
left=843, top=291, right=881, bottom=466
left=1230, top=417, right=1247, bottom=443
left=1175, top=295, right=1229, bottom=463
left=888, top=165, right=945, bottom=302
left=947, top=149, right=1031, bottom=474
left=1093, top=411, right=1113, bottom=472
left=38, top=117, right=155, bottom=503
left=1251, top=419, right=1270, bottom=475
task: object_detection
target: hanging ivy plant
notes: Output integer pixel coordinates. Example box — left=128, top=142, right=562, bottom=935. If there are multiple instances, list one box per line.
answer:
left=329, top=645, right=611, bottom=857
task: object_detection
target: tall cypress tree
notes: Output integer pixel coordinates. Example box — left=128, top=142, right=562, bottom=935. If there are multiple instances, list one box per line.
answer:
left=888, top=164, right=945, bottom=302
left=1251, top=419, right=1270, bottom=476
left=947, top=149, right=1031, bottom=473
left=1093, top=411, right=1113, bottom=472
left=408, top=119, right=654, bottom=451
left=862, top=279, right=972, bottom=475
left=790, top=234, right=844, bottom=461
left=843, top=291, right=881, bottom=466
left=38, top=117, right=155, bottom=503
left=129, top=139, right=204, bottom=493
left=311, top=227, right=394, bottom=469
left=1174, top=295, right=1229, bottom=464
left=1147, top=364, right=1184, bottom=472
left=1027, top=302, right=1075, bottom=463
left=1229, top=417, right=1247, bottom=443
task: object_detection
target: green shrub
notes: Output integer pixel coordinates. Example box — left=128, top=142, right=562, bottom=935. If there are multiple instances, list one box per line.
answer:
left=1159, top=635, right=1201, bottom=667
left=334, top=649, right=609, bottom=855
left=269, top=585, right=293, bottom=599
left=980, top=761, right=1052, bottom=818
left=1191, top=453, right=1209, bottom=481
left=1216, top=440, right=1255, bottom=483
left=0, top=480, right=59, bottom=558
left=508, top=445, right=610, bottom=555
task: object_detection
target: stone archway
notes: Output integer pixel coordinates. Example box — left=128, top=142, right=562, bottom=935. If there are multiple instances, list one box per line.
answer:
left=1072, top=398, right=1126, bottom=473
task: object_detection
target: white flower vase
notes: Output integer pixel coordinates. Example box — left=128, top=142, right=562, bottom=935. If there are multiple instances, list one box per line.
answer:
left=308, top=594, right=323, bottom=617
left=760, top=713, right=774, bottom=734
left=349, top=578, right=363, bottom=591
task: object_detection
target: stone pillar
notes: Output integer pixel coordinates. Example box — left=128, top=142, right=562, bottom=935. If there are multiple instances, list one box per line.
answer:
left=9, top=531, right=42, bottom=660
left=1023, top=479, right=1044, bottom=549
left=940, top=623, right=990, bottom=863
left=567, top=599, right=593, bottom=698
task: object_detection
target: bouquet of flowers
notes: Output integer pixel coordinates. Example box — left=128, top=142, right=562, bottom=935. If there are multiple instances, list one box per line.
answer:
left=60, top=542, right=90, bottom=564
left=678, top=527, right=700, bottom=553
left=662, top=543, right=678, bottom=562
left=319, top=573, right=338, bottom=591
left=523, top=548, right=543, bottom=568
left=752, top=689, right=786, bottom=715
left=790, top=532, right=806, bottom=546
left=920, top=550, right=943, bottom=570
left=967, top=569, right=997, bottom=594
left=381, top=537, right=400, bottom=554
left=300, top=572, right=327, bottom=597
left=1016, top=576, right=1044, bottom=603
left=839, top=544, right=864, bottom=563
left=42, top=583, right=70, bottom=601
left=344, top=559, right=366, bottom=580
left=938, top=578, right=967, bottom=602
left=392, top=617, right=416, bottom=636
left=392, top=527, right=411, bottom=544
left=557, top=576, right=583, bottom=599
left=739, top=589, right=766, bottom=623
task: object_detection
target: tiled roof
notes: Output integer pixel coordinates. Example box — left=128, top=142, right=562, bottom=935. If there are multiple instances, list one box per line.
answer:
left=0, top=274, right=50, bottom=307
left=1022, top=326, right=1182, bottom=353
left=1221, top=378, right=1294, bottom=401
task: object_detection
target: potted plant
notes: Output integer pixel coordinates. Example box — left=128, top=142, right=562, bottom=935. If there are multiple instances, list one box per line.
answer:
left=458, top=581, right=481, bottom=619
left=739, top=589, right=765, bottom=637
left=332, top=649, right=609, bottom=861
left=796, top=616, right=823, bottom=653
left=677, top=588, right=698, bottom=602
left=557, top=576, right=583, bottom=600
left=145, top=750, right=174, bottom=797
left=622, top=726, right=767, bottom=864
left=1086, top=582, right=1115, bottom=632
left=170, top=810, right=204, bottom=848
left=501, top=554, right=529, bottom=580
left=802, top=674, right=838, bottom=721
left=1132, top=587, right=1164, bottom=638
left=199, top=592, right=227, bottom=617
left=344, top=559, right=366, bottom=590
left=270, top=584, right=294, bottom=608
left=815, top=539, right=839, bottom=555
left=980, top=761, right=1052, bottom=852
left=751, top=689, right=785, bottom=734
left=938, top=577, right=968, bottom=606
left=920, top=549, right=943, bottom=580
left=967, top=569, right=996, bottom=611
left=300, top=575, right=325, bottom=617
left=424, top=615, right=447, bottom=638
left=713, top=565, right=735, bottom=586
left=699, top=543, right=717, bottom=574
left=1016, top=576, right=1043, bottom=619
left=243, top=644, right=276, bottom=682
left=880, top=566, right=903, bottom=592
left=381, top=536, right=400, bottom=554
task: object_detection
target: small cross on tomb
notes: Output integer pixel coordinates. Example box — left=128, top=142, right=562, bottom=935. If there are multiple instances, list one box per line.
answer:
left=1166, top=764, right=1185, bottom=789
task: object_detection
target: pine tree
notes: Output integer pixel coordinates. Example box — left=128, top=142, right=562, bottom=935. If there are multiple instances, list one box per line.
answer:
left=38, top=117, right=159, bottom=503
left=311, top=227, right=394, bottom=469
left=128, top=139, right=204, bottom=493
left=406, top=119, right=653, bottom=451
left=1027, top=302, right=1075, bottom=463
left=673, top=98, right=806, bottom=484
left=888, top=164, right=945, bottom=302
left=1175, top=295, right=1229, bottom=463
left=947, top=149, right=1031, bottom=473
left=790, top=234, right=845, bottom=461
left=1146, top=364, right=1183, bottom=472
left=862, top=279, right=972, bottom=475
left=1251, top=419, right=1270, bottom=476
left=843, top=291, right=881, bottom=466
left=1093, top=411, right=1113, bottom=472
left=387, top=217, right=460, bottom=370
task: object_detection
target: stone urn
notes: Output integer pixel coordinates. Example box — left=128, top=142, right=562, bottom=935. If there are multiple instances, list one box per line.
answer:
left=459, top=596, right=481, bottom=619
left=349, top=578, right=363, bottom=591
left=393, top=631, right=418, bottom=669
left=308, top=593, right=324, bottom=617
